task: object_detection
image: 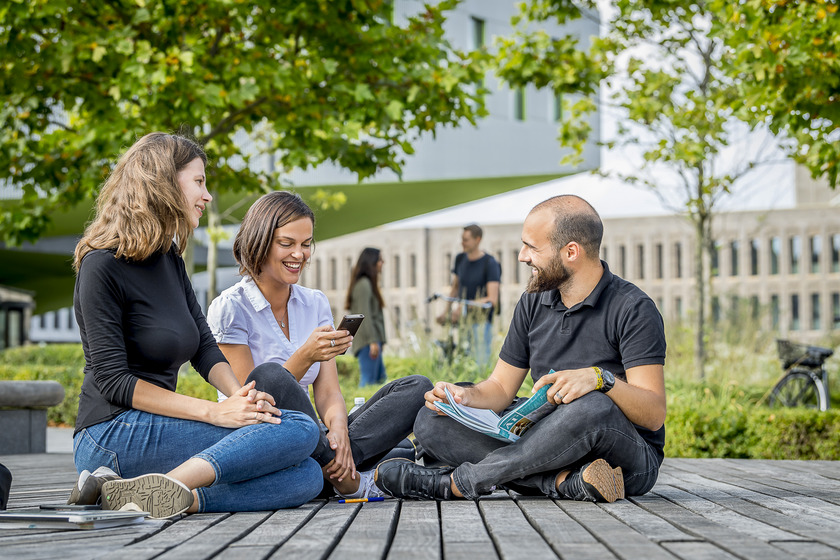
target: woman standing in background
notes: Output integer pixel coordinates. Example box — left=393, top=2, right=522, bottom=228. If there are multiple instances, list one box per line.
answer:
left=346, top=248, right=387, bottom=387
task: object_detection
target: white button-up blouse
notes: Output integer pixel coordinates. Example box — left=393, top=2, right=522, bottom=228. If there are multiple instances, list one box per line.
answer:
left=207, top=276, right=334, bottom=397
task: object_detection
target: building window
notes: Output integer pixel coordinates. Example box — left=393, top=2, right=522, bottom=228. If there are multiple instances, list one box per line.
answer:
left=410, top=254, right=417, bottom=288
left=513, top=250, right=521, bottom=284
left=674, top=242, right=682, bottom=278
left=636, top=244, right=644, bottom=279
left=730, top=240, right=739, bottom=276
left=770, top=237, right=781, bottom=275
left=553, top=92, right=562, bottom=122
left=811, top=293, right=821, bottom=330
left=810, top=235, right=821, bottom=273
left=833, top=293, right=840, bottom=329
left=771, top=295, right=780, bottom=329
left=711, top=241, right=720, bottom=277
left=444, top=252, right=452, bottom=284
left=329, top=258, right=337, bottom=290
left=655, top=243, right=663, bottom=279
left=791, top=294, right=800, bottom=331
left=831, top=234, right=840, bottom=273
left=393, top=255, right=401, bottom=288
left=346, top=257, right=353, bottom=286
left=393, top=305, right=401, bottom=336
left=514, top=87, right=526, bottom=121
left=619, top=245, right=626, bottom=277
left=712, top=296, right=720, bottom=323
left=315, top=259, right=322, bottom=289
left=750, top=295, right=760, bottom=320
left=675, top=297, right=683, bottom=319
left=750, top=239, right=760, bottom=276
left=471, top=16, right=485, bottom=49
left=790, top=235, right=801, bottom=274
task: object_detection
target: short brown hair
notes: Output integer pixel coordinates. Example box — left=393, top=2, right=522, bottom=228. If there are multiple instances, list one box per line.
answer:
left=74, top=132, right=206, bottom=271
left=233, top=191, right=315, bottom=278
left=463, top=224, right=483, bottom=239
left=532, top=195, right=603, bottom=257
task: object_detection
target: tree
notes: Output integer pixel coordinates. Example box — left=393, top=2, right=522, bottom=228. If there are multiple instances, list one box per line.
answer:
left=0, top=0, right=486, bottom=251
left=496, top=0, right=781, bottom=379
left=712, top=0, right=840, bottom=189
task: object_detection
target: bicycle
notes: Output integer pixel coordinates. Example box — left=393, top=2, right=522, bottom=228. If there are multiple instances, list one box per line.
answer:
left=767, top=339, right=833, bottom=411
left=426, top=293, right=492, bottom=365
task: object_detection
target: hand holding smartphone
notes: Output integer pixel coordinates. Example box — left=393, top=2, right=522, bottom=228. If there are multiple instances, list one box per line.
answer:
left=336, top=314, right=364, bottom=355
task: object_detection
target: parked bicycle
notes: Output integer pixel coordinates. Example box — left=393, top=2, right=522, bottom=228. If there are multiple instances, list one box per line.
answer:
left=426, top=292, right=492, bottom=365
left=767, top=339, right=833, bottom=411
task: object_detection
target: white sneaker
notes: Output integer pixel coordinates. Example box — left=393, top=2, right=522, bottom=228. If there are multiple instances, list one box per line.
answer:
left=338, top=470, right=390, bottom=500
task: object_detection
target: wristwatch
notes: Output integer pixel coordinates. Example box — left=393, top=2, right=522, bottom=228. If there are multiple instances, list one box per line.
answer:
left=593, top=366, right=615, bottom=393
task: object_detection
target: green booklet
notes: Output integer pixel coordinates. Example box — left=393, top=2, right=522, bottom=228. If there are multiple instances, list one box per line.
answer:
left=433, top=381, right=557, bottom=442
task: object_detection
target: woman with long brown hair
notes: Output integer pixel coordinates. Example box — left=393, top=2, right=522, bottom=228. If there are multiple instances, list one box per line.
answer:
left=345, top=248, right=387, bottom=386
left=70, top=133, right=322, bottom=518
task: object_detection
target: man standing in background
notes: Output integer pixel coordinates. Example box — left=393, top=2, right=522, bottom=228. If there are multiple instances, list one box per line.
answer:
left=437, top=224, right=501, bottom=366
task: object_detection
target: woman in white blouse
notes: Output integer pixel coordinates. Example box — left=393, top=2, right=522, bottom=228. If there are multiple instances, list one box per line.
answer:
left=208, top=191, right=431, bottom=500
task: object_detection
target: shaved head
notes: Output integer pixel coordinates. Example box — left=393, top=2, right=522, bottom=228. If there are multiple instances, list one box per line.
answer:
left=530, top=195, right=603, bottom=259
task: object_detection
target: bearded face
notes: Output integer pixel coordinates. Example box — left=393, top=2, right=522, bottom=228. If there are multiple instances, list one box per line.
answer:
left=526, top=249, right=573, bottom=293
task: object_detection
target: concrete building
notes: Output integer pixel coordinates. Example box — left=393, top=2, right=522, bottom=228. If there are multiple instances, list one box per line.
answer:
left=304, top=166, right=840, bottom=353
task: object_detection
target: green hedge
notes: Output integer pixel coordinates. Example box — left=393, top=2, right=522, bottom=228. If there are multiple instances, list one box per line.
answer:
left=3, top=344, right=840, bottom=460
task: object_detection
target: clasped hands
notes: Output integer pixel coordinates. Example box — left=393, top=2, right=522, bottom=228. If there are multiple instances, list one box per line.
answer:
left=212, top=380, right=283, bottom=428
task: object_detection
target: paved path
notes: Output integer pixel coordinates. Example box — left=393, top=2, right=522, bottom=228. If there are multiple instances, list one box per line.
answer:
left=1, top=453, right=839, bottom=559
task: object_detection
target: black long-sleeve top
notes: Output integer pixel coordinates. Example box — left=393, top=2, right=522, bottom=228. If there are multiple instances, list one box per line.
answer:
left=73, top=247, right=227, bottom=435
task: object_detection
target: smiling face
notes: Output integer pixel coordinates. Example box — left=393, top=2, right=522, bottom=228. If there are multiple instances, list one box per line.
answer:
left=176, top=157, right=211, bottom=229
left=258, top=217, right=314, bottom=288
left=519, top=209, right=572, bottom=293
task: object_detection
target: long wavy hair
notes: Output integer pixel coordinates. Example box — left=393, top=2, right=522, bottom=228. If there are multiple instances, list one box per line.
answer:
left=233, top=191, right=316, bottom=279
left=73, top=132, right=206, bottom=271
left=345, top=247, right=384, bottom=310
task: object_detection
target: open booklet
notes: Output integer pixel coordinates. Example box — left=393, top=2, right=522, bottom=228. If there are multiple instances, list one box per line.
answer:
left=0, top=508, right=148, bottom=530
left=433, top=379, right=556, bottom=442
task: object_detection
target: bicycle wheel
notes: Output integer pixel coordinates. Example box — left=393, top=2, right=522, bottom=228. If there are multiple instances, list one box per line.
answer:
left=768, top=369, right=829, bottom=411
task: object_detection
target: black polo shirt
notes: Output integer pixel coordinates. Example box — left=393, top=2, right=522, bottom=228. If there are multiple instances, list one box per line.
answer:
left=499, top=261, right=666, bottom=457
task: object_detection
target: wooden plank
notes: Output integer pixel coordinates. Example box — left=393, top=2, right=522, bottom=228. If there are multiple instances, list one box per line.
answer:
left=598, top=499, right=700, bottom=543
left=771, top=540, right=840, bottom=560
left=479, top=498, right=559, bottom=559
left=328, top=500, right=400, bottom=560
left=660, top=541, right=741, bottom=560
left=633, top=488, right=796, bottom=560
left=268, top=500, right=358, bottom=560
left=215, top=501, right=325, bottom=559
left=556, top=500, right=677, bottom=560
left=441, top=500, right=498, bottom=560
left=151, top=512, right=273, bottom=559
left=515, top=498, right=612, bottom=560
left=386, top=501, right=440, bottom=560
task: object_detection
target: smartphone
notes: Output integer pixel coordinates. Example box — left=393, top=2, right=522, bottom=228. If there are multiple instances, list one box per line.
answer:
left=336, top=314, right=365, bottom=355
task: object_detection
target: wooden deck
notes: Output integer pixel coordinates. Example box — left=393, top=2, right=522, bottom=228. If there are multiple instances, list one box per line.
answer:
left=2, top=453, right=840, bottom=559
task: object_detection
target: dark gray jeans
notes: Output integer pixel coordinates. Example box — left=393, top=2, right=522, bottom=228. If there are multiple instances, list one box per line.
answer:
left=413, top=390, right=662, bottom=500
left=249, top=365, right=432, bottom=471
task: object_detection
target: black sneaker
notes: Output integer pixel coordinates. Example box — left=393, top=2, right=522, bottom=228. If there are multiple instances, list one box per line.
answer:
left=101, top=474, right=194, bottom=519
left=67, top=466, right=121, bottom=506
left=559, top=459, right=625, bottom=503
left=374, top=458, right=454, bottom=500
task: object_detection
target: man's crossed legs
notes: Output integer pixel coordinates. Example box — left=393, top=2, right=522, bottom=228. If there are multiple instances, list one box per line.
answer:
left=375, top=391, right=661, bottom=502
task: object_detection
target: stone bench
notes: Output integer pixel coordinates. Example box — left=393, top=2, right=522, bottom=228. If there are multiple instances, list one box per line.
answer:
left=0, top=381, right=65, bottom=454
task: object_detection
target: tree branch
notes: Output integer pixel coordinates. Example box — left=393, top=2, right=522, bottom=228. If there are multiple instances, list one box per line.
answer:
left=199, top=96, right=268, bottom=143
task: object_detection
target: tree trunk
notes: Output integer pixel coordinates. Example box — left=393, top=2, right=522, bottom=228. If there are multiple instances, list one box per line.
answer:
left=693, top=216, right=707, bottom=380
left=205, top=191, right=219, bottom=311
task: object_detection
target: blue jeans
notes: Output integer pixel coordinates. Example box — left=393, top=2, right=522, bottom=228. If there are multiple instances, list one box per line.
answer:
left=357, top=343, right=387, bottom=387
left=469, top=322, right=493, bottom=367
left=414, top=390, right=662, bottom=500
left=73, top=366, right=324, bottom=512
left=249, top=367, right=431, bottom=471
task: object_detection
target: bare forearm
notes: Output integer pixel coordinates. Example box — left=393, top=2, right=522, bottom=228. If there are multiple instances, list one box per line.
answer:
left=283, top=351, right=313, bottom=382
left=207, top=362, right=242, bottom=398
left=608, top=381, right=666, bottom=431
left=132, top=379, right=213, bottom=423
